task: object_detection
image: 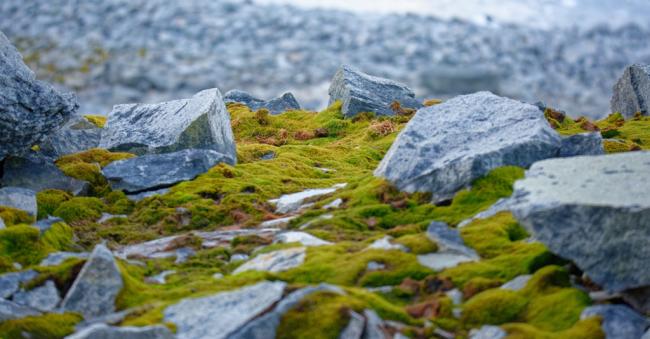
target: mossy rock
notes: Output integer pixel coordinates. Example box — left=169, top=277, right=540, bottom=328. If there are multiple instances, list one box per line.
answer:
left=36, top=189, right=72, bottom=219
left=0, top=205, right=34, bottom=226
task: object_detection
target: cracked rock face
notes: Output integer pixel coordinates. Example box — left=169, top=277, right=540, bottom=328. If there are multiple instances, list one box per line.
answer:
left=511, top=151, right=650, bottom=293
left=99, top=88, right=236, bottom=160
left=611, top=64, right=650, bottom=118
left=0, top=31, right=78, bottom=160
left=375, top=91, right=561, bottom=201
left=224, top=90, right=301, bottom=115
left=39, top=115, right=102, bottom=157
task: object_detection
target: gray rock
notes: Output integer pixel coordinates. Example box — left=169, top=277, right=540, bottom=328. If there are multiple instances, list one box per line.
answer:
left=0, top=187, right=37, bottom=216
left=145, top=270, right=176, bottom=285
left=420, top=64, right=503, bottom=96
left=580, top=305, right=649, bottom=339
left=511, top=152, right=650, bottom=292
left=329, top=65, right=422, bottom=118
left=458, top=198, right=514, bottom=228
left=367, top=261, right=386, bottom=271
left=374, top=91, right=562, bottom=202
left=339, top=310, right=366, bottom=339
left=233, top=247, right=306, bottom=274
left=417, top=221, right=479, bottom=271
left=500, top=275, right=532, bottom=291
left=61, top=244, right=124, bottom=319
left=12, top=280, right=61, bottom=312
left=224, top=89, right=301, bottom=115
left=99, top=88, right=236, bottom=160
left=558, top=132, right=604, bottom=157
left=469, top=325, right=507, bottom=339
left=164, top=281, right=286, bottom=339
left=0, top=299, right=40, bottom=321
left=366, top=236, right=408, bottom=252
left=0, top=31, right=77, bottom=160
left=644, top=329, right=650, bottom=339
left=362, top=309, right=389, bottom=339
left=0, top=269, right=37, bottom=299
left=65, top=323, right=174, bottom=339
left=40, top=115, right=102, bottom=157
left=1, top=154, right=88, bottom=195
left=269, top=183, right=346, bottom=214
left=126, top=188, right=170, bottom=202
left=39, top=251, right=89, bottom=266
left=102, top=149, right=232, bottom=193
left=611, top=64, right=650, bottom=118
left=34, top=216, right=65, bottom=233
left=229, top=284, right=343, bottom=339
left=274, top=231, right=332, bottom=247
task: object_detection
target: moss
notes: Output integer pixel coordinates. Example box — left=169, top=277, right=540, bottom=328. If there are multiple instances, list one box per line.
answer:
left=56, top=148, right=134, bottom=196
left=460, top=212, right=529, bottom=258
left=26, top=257, right=85, bottom=292
left=0, top=205, right=34, bottom=226
left=503, top=317, right=604, bottom=339
left=84, top=114, right=107, bottom=128
left=53, top=197, right=105, bottom=223
left=462, top=289, right=528, bottom=326
left=41, top=222, right=75, bottom=251
left=0, top=313, right=82, bottom=338
left=394, top=233, right=437, bottom=254
left=36, top=189, right=72, bottom=219
left=105, top=190, right=135, bottom=215
left=0, top=225, right=51, bottom=267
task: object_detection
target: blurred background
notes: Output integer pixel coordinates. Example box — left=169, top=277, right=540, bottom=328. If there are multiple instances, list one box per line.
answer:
left=2, top=0, right=649, bottom=118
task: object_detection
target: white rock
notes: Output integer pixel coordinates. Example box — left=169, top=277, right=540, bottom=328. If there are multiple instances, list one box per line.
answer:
left=366, top=236, right=408, bottom=252
left=233, top=247, right=306, bottom=274
left=274, top=231, right=331, bottom=247
left=269, top=183, right=347, bottom=214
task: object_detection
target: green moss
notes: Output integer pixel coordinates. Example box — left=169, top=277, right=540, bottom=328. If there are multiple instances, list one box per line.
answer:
left=84, top=114, right=107, bottom=128
left=0, top=205, right=34, bottom=226
left=503, top=317, right=604, bottom=339
left=394, top=233, right=437, bottom=254
left=462, top=289, right=528, bottom=326
left=41, top=222, right=75, bottom=251
left=26, top=257, right=85, bottom=292
left=55, top=148, right=134, bottom=196
left=36, top=189, right=72, bottom=219
left=105, top=190, right=135, bottom=215
left=0, top=313, right=82, bottom=338
left=460, top=212, right=529, bottom=258
left=0, top=225, right=51, bottom=267
left=53, top=197, right=105, bottom=223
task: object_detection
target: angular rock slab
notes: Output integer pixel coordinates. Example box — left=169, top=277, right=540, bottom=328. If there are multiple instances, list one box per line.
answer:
left=0, top=299, right=40, bottom=321
left=374, top=91, right=561, bottom=201
left=224, top=89, right=301, bottom=115
left=328, top=65, right=422, bottom=117
left=99, top=88, right=236, bottom=160
left=12, top=280, right=61, bottom=312
left=511, top=151, right=650, bottom=292
left=581, top=305, right=649, bottom=339
left=0, top=31, right=77, bottom=159
left=417, top=221, right=479, bottom=271
left=1, top=154, right=88, bottom=195
left=164, top=281, right=286, bottom=339
left=61, top=244, right=124, bottom=319
left=233, top=247, right=306, bottom=274
left=611, top=64, right=650, bottom=118
left=0, top=269, right=37, bottom=299
left=558, top=132, right=604, bottom=157
left=0, top=187, right=37, bottom=216
left=102, top=149, right=232, bottom=193
left=40, top=115, right=102, bottom=157
left=65, top=323, right=174, bottom=339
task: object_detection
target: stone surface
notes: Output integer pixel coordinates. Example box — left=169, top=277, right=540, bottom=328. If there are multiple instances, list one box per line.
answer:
left=611, top=64, right=650, bottom=118
left=126, top=188, right=170, bottom=202
left=40, top=115, right=102, bottom=157
left=102, top=149, right=232, bottom=193
left=65, top=323, right=174, bottom=339
left=12, top=280, right=61, bottom=312
left=500, top=275, right=532, bottom=292
left=39, top=251, right=89, bottom=266
left=274, top=231, right=332, bottom=247
left=224, top=89, right=301, bottom=115
left=469, top=325, right=507, bottom=339
left=34, top=216, right=65, bottom=233
left=558, top=132, right=604, bottom=157
left=164, top=281, right=286, bottom=339
left=418, top=221, right=479, bottom=271
left=1, top=154, right=88, bottom=195
left=145, top=271, right=176, bottom=285
left=0, top=187, right=37, bottom=216
left=99, top=88, right=236, bottom=159
left=0, top=31, right=77, bottom=160
left=458, top=198, right=514, bottom=228
left=362, top=309, right=389, bottom=339
left=339, top=310, right=366, bottom=339
left=233, top=247, right=306, bottom=274
left=329, top=65, right=422, bottom=118
left=374, top=91, right=562, bottom=201
left=511, top=151, right=650, bottom=292
left=269, top=183, right=346, bottom=214
left=61, top=244, right=124, bottom=319
left=0, top=269, right=37, bottom=299
left=581, top=305, right=649, bottom=339
left=0, top=299, right=40, bottom=321
left=324, top=198, right=344, bottom=209
left=366, top=236, right=408, bottom=252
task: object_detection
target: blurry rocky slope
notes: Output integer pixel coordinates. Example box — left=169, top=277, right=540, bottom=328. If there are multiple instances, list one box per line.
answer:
left=2, top=0, right=650, bottom=118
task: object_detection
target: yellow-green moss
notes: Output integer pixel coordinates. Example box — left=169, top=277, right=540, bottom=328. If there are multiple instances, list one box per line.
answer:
left=503, top=317, right=604, bottom=339
left=36, top=189, right=72, bottom=219
left=55, top=148, right=134, bottom=196
left=41, top=222, right=75, bottom=251
left=0, top=225, right=50, bottom=267
left=53, top=197, right=105, bottom=223
left=394, top=233, right=437, bottom=254
left=0, top=313, right=82, bottom=338
left=0, top=205, right=34, bottom=226
left=462, top=289, right=528, bottom=326
left=83, top=114, right=107, bottom=128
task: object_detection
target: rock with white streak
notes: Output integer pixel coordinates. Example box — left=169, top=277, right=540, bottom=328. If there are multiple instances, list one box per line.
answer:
left=233, top=247, right=306, bottom=274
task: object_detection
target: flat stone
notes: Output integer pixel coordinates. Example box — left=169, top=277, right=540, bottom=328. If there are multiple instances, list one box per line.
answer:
left=362, top=309, right=389, bottom=339
left=374, top=91, right=562, bottom=202
left=230, top=253, right=249, bottom=262
left=0, top=269, right=37, bottom=299
left=233, top=247, right=306, bottom=274
left=34, top=216, right=65, bottom=233
left=1, top=154, right=88, bottom=195
left=500, top=275, right=532, bottom=291
left=0, top=187, right=37, bottom=216
left=259, top=216, right=297, bottom=228
left=0, top=31, right=77, bottom=159
left=581, top=305, right=649, bottom=339
left=511, top=151, right=650, bottom=292
left=164, top=281, right=286, bottom=339
left=328, top=65, right=422, bottom=118
left=102, top=149, right=232, bottom=193
left=269, top=183, right=346, bottom=214
left=558, top=132, right=604, bottom=157
left=99, top=88, right=236, bottom=160
left=323, top=198, right=344, bottom=209
left=12, top=280, right=61, bottom=312
left=417, top=252, right=477, bottom=271
left=39, top=251, right=89, bottom=266
left=0, top=299, right=40, bottom=321
left=339, top=310, right=366, bottom=339
left=40, top=115, right=102, bottom=157
left=611, top=64, right=650, bottom=118
left=366, top=236, right=408, bottom=252
left=425, top=221, right=479, bottom=258
left=469, top=325, right=507, bottom=339
left=61, top=244, right=124, bottom=319
left=274, top=231, right=331, bottom=247
left=145, top=270, right=176, bottom=285
left=65, top=323, right=174, bottom=339
left=224, top=89, right=301, bottom=115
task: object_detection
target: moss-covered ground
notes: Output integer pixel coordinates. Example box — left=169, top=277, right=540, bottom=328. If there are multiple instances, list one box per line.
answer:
left=3, top=102, right=649, bottom=337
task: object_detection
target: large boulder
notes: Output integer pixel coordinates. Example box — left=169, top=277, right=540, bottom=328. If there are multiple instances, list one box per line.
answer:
left=102, top=149, right=233, bottom=194
left=65, top=323, right=174, bottom=339
left=328, top=65, right=422, bottom=118
left=0, top=187, right=37, bottom=216
left=39, top=115, right=102, bottom=157
left=99, top=88, right=236, bottom=160
left=224, top=90, right=301, bottom=115
left=164, top=281, right=286, bottom=339
left=611, top=64, right=650, bottom=118
left=374, top=91, right=562, bottom=202
left=0, top=31, right=77, bottom=160
left=1, top=154, right=88, bottom=195
left=511, top=152, right=650, bottom=293
left=61, top=244, right=124, bottom=319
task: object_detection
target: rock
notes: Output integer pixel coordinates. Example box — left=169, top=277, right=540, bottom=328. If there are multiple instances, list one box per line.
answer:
left=61, top=244, right=124, bottom=319
left=458, top=198, right=514, bottom=228
left=99, top=88, right=236, bottom=160
left=39, top=116, right=102, bottom=157
left=98, top=213, right=127, bottom=224
left=1, top=154, right=88, bottom=195
left=233, top=247, right=306, bottom=274
left=34, top=216, right=65, bottom=233
left=0, top=31, right=77, bottom=160
left=102, top=149, right=232, bottom=193
left=366, top=236, right=408, bottom=252
left=174, top=247, right=195, bottom=264
left=12, top=280, right=60, bottom=312
left=164, top=281, right=286, bottom=339
left=274, top=231, right=332, bottom=246
left=366, top=261, right=386, bottom=271
left=145, top=271, right=176, bottom=285
left=469, top=325, right=507, bottom=339
left=65, top=323, right=174, bottom=339
left=580, top=305, right=649, bottom=339
left=611, top=64, right=650, bottom=118
left=269, top=183, right=347, bottom=214
left=420, top=64, right=503, bottom=96
left=339, top=310, right=366, bottom=339
left=0, top=269, right=37, bottom=299
left=558, top=132, right=604, bottom=157
left=126, top=188, right=170, bottom=202
left=324, top=198, right=344, bottom=209
left=417, top=222, right=479, bottom=271
left=446, top=289, right=463, bottom=306
left=259, top=216, right=297, bottom=228
left=500, top=275, right=532, bottom=291
left=328, top=65, right=422, bottom=118
left=230, top=253, right=249, bottom=263
left=39, top=251, right=89, bottom=266
left=0, top=187, right=37, bottom=216
left=374, top=91, right=562, bottom=202
left=362, top=309, right=389, bottom=339
left=511, top=152, right=650, bottom=292
left=229, top=284, right=343, bottom=339
left=224, top=89, right=301, bottom=115
left=0, top=299, right=40, bottom=321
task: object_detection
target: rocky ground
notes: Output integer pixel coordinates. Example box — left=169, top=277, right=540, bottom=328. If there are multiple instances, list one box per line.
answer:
left=2, top=25, right=650, bottom=339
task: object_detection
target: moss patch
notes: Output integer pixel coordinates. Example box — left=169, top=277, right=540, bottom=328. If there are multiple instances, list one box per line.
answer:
left=0, top=313, right=82, bottom=338
left=55, top=148, right=134, bottom=196
left=53, top=197, right=105, bottom=223
left=83, top=114, right=107, bottom=128
left=0, top=205, right=34, bottom=226
left=36, top=189, right=72, bottom=219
